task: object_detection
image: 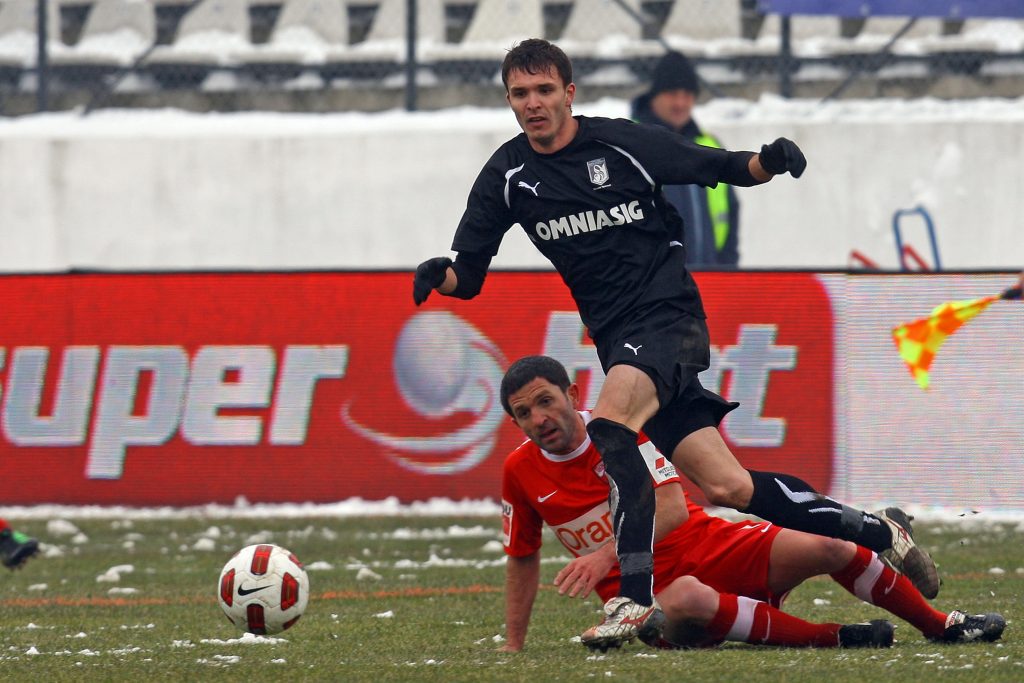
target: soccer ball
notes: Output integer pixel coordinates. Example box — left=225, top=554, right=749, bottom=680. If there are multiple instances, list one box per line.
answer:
left=218, top=544, right=309, bottom=635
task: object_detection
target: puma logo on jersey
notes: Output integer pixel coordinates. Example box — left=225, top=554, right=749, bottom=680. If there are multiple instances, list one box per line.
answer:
left=624, top=343, right=642, bottom=355
left=518, top=180, right=540, bottom=196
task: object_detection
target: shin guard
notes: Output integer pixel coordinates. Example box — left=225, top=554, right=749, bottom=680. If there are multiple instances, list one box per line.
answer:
left=586, top=418, right=655, bottom=605
left=744, top=470, right=890, bottom=551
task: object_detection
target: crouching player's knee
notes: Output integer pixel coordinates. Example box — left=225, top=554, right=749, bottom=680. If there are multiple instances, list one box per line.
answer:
left=658, top=575, right=719, bottom=624
left=815, top=537, right=858, bottom=574
left=653, top=576, right=722, bottom=648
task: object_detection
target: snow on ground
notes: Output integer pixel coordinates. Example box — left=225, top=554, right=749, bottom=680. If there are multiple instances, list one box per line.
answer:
left=0, top=497, right=499, bottom=521
left=199, top=633, right=289, bottom=645
left=95, top=564, right=134, bottom=582
left=3, top=500, right=1024, bottom=527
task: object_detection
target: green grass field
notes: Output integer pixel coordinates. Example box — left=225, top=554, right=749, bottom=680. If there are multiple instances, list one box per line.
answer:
left=0, top=511, right=1021, bottom=682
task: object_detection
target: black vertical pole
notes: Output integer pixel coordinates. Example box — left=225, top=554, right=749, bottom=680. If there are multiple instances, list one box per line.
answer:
left=779, top=15, right=792, bottom=99
left=405, top=0, right=417, bottom=112
left=36, top=0, right=49, bottom=112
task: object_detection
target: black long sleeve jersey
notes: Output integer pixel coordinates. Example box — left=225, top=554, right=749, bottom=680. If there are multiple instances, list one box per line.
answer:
left=452, top=115, right=754, bottom=337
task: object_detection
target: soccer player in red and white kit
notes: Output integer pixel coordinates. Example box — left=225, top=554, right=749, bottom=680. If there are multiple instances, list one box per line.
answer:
left=498, top=356, right=1005, bottom=652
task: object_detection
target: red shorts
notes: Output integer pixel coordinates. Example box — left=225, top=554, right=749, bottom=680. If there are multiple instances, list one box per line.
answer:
left=659, top=515, right=785, bottom=607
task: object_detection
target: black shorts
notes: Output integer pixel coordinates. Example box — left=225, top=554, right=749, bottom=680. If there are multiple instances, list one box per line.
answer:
left=593, top=303, right=738, bottom=456
left=643, top=378, right=738, bottom=458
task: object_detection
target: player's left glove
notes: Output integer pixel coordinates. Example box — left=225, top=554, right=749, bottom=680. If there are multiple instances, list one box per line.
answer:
left=412, top=256, right=453, bottom=305
left=758, top=137, right=806, bottom=178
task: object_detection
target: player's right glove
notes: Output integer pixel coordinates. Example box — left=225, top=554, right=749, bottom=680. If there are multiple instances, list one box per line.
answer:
left=758, top=137, right=807, bottom=178
left=412, top=256, right=453, bottom=305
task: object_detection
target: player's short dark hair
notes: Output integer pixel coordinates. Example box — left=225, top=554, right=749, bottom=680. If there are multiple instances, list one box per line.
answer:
left=500, top=355, right=572, bottom=416
left=501, top=39, right=573, bottom=91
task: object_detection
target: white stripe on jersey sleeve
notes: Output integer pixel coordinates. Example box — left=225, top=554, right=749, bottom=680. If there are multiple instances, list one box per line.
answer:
left=501, top=498, right=513, bottom=547
left=503, top=163, right=526, bottom=208
left=599, top=142, right=656, bottom=191
left=638, top=440, right=679, bottom=485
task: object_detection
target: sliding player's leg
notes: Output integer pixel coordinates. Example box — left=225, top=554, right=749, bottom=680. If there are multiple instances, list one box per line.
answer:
left=827, top=541, right=1005, bottom=643
left=644, top=575, right=893, bottom=649
left=650, top=409, right=939, bottom=599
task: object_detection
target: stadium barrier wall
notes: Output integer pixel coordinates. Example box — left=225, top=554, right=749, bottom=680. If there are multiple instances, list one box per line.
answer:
left=0, top=271, right=1019, bottom=509
left=0, top=108, right=1022, bottom=272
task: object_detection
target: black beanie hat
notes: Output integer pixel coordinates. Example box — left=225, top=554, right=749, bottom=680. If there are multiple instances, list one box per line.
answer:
left=649, top=51, right=700, bottom=96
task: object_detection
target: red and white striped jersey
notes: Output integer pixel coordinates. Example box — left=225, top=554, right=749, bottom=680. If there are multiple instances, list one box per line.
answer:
left=501, top=411, right=709, bottom=599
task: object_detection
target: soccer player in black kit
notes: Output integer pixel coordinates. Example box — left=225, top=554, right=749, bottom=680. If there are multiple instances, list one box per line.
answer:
left=413, top=39, right=939, bottom=650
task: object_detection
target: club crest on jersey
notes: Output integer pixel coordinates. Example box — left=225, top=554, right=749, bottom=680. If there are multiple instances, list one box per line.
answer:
left=587, top=158, right=610, bottom=186
left=594, top=461, right=606, bottom=478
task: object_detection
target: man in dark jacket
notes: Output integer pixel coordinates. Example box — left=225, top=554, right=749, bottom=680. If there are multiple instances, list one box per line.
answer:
left=632, top=51, right=740, bottom=269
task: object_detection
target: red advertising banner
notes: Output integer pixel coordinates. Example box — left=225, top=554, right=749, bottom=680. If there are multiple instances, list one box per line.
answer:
left=0, top=272, right=832, bottom=505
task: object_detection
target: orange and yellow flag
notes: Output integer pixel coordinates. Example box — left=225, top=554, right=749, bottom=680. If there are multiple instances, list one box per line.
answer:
left=891, top=291, right=1013, bottom=389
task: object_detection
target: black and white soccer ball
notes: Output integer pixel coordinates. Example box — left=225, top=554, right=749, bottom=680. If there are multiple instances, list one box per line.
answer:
left=218, top=544, right=309, bottom=635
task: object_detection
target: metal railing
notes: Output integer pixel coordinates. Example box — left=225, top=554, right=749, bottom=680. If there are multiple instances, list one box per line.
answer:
left=5, top=0, right=1023, bottom=115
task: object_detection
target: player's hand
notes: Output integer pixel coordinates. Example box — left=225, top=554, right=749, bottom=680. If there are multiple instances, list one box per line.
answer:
left=554, top=544, right=616, bottom=599
left=412, top=256, right=452, bottom=305
left=758, top=137, right=806, bottom=178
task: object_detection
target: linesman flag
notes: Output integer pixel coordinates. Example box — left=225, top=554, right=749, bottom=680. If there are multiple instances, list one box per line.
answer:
left=892, top=285, right=1022, bottom=390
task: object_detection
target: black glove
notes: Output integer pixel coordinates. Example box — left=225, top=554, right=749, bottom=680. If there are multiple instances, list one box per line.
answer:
left=412, top=256, right=453, bottom=305
left=758, top=137, right=806, bottom=178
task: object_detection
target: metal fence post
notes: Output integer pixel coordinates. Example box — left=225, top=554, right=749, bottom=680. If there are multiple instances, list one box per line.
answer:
left=36, top=0, right=49, bottom=112
left=779, top=14, right=792, bottom=99
left=405, top=0, right=417, bottom=112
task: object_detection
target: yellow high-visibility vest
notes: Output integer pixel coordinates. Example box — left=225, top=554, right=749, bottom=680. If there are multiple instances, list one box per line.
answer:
left=694, top=133, right=731, bottom=252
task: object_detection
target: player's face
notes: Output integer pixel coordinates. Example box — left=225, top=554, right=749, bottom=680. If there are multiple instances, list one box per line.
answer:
left=507, top=377, right=585, bottom=455
left=506, top=67, right=577, bottom=153
left=650, top=88, right=695, bottom=131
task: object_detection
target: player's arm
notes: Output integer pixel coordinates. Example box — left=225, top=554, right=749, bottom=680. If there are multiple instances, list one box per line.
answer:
left=412, top=251, right=492, bottom=305
left=711, top=138, right=806, bottom=186
left=413, top=153, right=512, bottom=306
left=654, top=480, right=687, bottom=536
left=500, top=461, right=544, bottom=652
left=592, top=118, right=805, bottom=186
left=640, top=439, right=689, bottom=535
left=501, top=551, right=541, bottom=652
left=555, top=482, right=686, bottom=599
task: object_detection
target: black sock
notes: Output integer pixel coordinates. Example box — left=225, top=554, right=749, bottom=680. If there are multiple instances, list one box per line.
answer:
left=743, top=470, right=891, bottom=552
left=587, top=418, right=654, bottom=606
